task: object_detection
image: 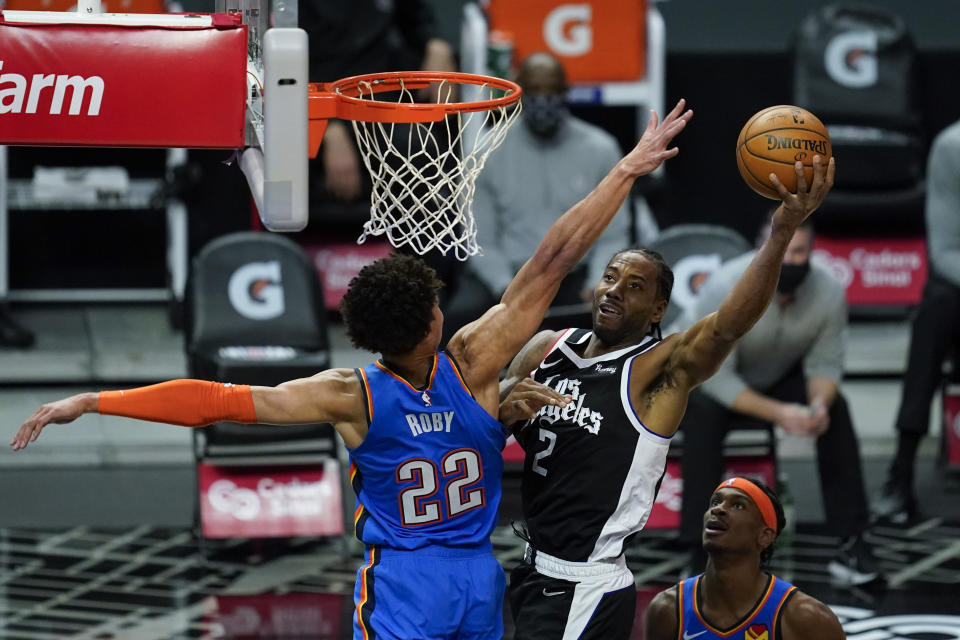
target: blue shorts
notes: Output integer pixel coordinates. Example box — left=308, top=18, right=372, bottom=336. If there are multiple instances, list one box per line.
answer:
left=353, top=543, right=505, bottom=640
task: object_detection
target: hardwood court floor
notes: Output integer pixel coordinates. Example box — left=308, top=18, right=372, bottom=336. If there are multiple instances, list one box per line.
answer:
left=2, top=514, right=959, bottom=640
left=1, top=306, right=958, bottom=638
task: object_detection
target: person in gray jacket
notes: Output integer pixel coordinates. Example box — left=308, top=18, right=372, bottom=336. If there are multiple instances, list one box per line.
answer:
left=675, top=216, right=881, bottom=588
left=874, top=119, right=960, bottom=524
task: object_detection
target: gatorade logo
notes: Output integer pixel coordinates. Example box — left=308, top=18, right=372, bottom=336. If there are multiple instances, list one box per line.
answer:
left=228, top=260, right=285, bottom=320
left=824, top=30, right=878, bottom=89
left=543, top=4, right=592, bottom=57
left=670, top=253, right=723, bottom=315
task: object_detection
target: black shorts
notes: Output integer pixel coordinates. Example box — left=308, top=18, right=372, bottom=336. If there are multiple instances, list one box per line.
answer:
left=508, top=559, right=636, bottom=640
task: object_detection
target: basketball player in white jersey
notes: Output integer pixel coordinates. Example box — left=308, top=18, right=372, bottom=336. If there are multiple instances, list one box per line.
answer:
left=499, top=156, right=836, bottom=639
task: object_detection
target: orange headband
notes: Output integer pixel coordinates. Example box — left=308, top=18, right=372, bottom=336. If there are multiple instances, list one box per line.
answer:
left=714, top=477, right=778, bottom=532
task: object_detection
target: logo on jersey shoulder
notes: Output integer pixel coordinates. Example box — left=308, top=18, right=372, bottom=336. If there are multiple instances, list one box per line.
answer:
left=405, top=411, right=455, bottom=437
left=744, top=624, right=768, bottom=640
left=682, top=630, right=706, bottom=640
left=533, top=376, right=603, bottom=435
left=594, top=363, right=617, bottom=375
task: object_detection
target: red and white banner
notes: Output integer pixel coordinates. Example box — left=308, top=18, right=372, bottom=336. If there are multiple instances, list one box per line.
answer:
left=645, top=457, right=776, bottom=529
left=944, top=385, right=960, bottom=470
left=0, top=13, right=246, bottom=147
left=813, top=236, right=927, bottom=306
left=502, top=435, right=524, bottom=463
left=304, top=239, right=393, bottom=311
left=198, top=460, right=344, bottom=539
left=505, top=440, right=776, bottom=531
left=211, top=593, right=345, bottom=639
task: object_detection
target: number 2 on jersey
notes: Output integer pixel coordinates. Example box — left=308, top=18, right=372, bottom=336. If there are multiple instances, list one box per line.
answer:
left=532, top=428, right=557, bottom=476
left=397, top=448, right=484, bottom=526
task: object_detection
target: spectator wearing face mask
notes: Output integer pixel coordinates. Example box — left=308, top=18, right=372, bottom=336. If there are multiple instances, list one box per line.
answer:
left=671, top=214, right=883, bottom=589
left=441, top=51, right=659, bottom=343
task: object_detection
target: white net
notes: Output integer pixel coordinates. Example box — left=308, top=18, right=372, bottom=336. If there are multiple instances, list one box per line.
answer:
left=343, top=79, right=521, bottom=260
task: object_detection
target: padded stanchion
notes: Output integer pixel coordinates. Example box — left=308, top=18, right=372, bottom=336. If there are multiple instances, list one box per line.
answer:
left=0, top=12, right=246, bottom=148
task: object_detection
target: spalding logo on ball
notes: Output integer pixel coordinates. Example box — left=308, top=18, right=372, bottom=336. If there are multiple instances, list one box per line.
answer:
left=736, top=105, right=832, bottom=199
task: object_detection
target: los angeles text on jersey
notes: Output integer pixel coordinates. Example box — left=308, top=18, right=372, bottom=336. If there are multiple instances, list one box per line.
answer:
left=405, top=411, right=456, bottom=437
left=533, top=376, right=603, bottom=435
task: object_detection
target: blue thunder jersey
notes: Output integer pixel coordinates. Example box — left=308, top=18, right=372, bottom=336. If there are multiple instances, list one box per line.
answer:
left=677, top=574, right=797, bottom=640
left=348, top=351, right=508, bottom=550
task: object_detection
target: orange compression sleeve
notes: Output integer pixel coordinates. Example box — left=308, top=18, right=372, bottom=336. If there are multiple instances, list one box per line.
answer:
left=98, top=379, right=258, bottom=427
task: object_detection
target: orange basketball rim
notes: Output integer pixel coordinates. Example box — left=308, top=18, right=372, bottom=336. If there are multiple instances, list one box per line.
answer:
left=306, top=71, right=522, bottom=158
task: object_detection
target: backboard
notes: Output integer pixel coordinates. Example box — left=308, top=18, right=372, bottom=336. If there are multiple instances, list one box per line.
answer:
left=220, top=0, right=310, bottom=232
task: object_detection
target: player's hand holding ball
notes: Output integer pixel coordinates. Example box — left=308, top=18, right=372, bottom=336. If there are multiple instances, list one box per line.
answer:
left=737, top=104, right=835, bottom=225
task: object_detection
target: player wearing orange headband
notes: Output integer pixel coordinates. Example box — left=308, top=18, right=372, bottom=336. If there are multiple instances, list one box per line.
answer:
left=643, top=477, right=845, bottom=640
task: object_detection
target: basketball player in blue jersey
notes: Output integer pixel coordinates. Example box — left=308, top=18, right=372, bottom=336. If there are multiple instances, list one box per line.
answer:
left=498, top=156, right=836, bottom=639
left=643, top=477, right=845, bottom=639
left=11, top=101, right=694, bottom=639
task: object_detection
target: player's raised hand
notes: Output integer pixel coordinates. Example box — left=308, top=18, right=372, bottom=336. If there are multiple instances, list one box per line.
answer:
left=770, top=155, right=836, bottom=228
left=620, top=98, right=693, bottom=177
left=10, top=393, right=96, bottom=451
left=499, top=378, right=572, bottom=426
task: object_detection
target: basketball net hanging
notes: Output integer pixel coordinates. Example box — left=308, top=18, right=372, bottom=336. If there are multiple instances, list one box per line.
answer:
left=311, top=72, right=522, bottom=261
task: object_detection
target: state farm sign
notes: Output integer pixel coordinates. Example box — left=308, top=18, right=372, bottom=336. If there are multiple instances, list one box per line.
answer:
left=813, top=237, right=927, bottom=305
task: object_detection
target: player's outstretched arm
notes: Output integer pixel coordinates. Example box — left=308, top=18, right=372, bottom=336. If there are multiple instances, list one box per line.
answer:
left=642, top=587, right=679, bottom=640
left=780, top=591, right=846, bottom=640
left=667, top=156, right=835, bottom=390
left=450, top=101, right=693, bottom=385
left=11, top=371, right=367, bottom=451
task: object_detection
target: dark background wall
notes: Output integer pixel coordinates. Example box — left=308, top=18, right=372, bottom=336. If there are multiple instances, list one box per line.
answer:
left=639, top=0, right=960, bottom=241
left=8, top=1, right=960, bottom=291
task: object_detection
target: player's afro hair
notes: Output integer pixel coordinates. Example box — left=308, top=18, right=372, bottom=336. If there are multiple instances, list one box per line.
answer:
left=339, top=254, right=444, bottom=355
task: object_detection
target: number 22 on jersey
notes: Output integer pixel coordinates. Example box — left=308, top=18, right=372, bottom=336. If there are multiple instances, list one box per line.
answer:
left=396, top=448, right=485, bottom=526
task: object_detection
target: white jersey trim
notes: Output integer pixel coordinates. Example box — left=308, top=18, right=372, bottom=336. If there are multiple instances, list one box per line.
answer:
left=586, top=347, right=672, bottom=563
left=532, top=328, right=579, bottom=372
left=556, top=331, right=657, bottom=369
left=587, top=428, right=670, bottom=562
left=563, top=570, right=634, bottom=640
left=619, top=350, right=672, bottom=440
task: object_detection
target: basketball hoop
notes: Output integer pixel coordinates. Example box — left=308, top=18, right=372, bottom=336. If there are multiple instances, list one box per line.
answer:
left=308, top=71, right=522, bottom=260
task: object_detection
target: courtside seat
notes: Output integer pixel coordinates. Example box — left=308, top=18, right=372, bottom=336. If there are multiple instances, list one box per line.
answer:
left=648, top=223, right=751, bottom=332
left=792, top=4, right=927, bottom=237
left=186, top=232, right=346, bottom=545
left=186, top=231, right=335, bottom=466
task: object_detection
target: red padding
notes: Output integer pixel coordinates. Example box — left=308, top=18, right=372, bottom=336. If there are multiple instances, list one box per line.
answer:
left=0, top=16, right=246, bottom=148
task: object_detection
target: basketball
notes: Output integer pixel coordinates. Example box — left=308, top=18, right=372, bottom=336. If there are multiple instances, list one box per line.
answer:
left=736, top=105, right=832, bottom=200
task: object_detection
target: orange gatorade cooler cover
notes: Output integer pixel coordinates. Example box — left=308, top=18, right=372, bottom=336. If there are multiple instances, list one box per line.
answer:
left=486, top=0, right=647, bottom=83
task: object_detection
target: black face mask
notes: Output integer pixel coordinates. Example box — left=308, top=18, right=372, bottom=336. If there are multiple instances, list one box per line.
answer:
left=522, top=94, right=568, bottom=138
left=777, top=261, right=810, bottom=294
